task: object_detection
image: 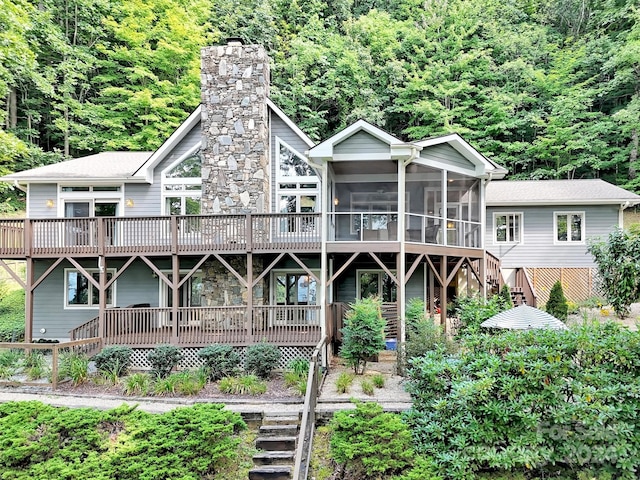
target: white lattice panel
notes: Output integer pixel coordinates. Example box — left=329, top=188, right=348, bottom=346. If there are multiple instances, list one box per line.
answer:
left=129, top=345, right=314, bottom=370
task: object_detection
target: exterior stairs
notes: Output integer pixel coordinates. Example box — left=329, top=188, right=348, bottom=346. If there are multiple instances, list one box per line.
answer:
left=249, top=412, right=300, bottom=480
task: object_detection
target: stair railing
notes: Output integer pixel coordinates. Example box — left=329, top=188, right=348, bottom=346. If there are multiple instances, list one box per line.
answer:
left=293, top=335, right=327, bottom=480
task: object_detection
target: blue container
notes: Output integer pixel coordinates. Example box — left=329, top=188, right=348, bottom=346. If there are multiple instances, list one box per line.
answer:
left=385, top=338, right=397, bottom=351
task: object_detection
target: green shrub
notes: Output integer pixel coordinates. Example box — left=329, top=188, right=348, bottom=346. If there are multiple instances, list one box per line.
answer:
left=153, top=373, right=181, bottom=395
left=404, top=316, right=453, bottom=365
left=340, top=297, right=386, bottom=374
left=371, top=373, right=385, bottom=388
left=404, top=322, right=640, bottom=479
left=287, top=357, right=310, bottom=377
left=331, top=402, right=417, bottom=478
left=499, top=284, right=513, bottom=308
left=147, top=344, right=182, bottom=378
left=336, top=372, right=354, bottom=394
left=0, top=287, right=25, bottom=342
left=453, top=294, right=508, bottom=335
left=58, top=352, right=89, bottom=385
left=174, top=370, right=206, bottom=395
left=406, top=297, right=427, bottom=330
left=123, top=372, right=153, bottom=396
left=361, top=379, right=374, bottom=396
left=546, top=280, right=568, bottom=321
left=219, top=375, right=267, bottom=395
left=0, top=401, right=247, bottom=479
left=198, top=344, right=241, bottom=381
left=245, top=342, right=281, bottom=379
left=92, top=345, right=132, bottom=378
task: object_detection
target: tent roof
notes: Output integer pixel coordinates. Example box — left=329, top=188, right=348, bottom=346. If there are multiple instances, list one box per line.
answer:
left=480, top=304, right=568, bottom=330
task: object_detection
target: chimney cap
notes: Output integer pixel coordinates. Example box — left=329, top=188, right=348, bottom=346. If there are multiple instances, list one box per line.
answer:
left=226, top=37, right=244, bottom=46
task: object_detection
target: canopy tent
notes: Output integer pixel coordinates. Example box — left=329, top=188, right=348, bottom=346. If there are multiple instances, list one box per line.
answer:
left=480, top=304, right=568, bottom=330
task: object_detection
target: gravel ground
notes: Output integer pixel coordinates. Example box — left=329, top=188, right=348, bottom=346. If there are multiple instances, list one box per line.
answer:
left=567, top=302, right=640, bottom=331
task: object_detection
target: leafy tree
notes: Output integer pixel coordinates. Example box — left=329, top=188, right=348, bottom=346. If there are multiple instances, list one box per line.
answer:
left=340, top=296, right=386, bottom=374
left=546, top=280, right=568, bottom=321
left=588, top=228, right=640, bottom=317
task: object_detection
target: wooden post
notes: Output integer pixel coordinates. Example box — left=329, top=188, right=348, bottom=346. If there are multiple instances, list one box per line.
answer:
left=25, top=258, right=34, bottom=343
left=98, top=256, right=106, bottom=339
left=440, top=255, right=448, bottom=333
left=246, top=252, right=253, bottom=345
left=171, top=254, right=179, bottom=344
left=52, top=344, right=59, bottom=390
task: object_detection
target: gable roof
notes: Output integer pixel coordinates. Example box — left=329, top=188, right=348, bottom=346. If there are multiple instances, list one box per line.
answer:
left=308, top=119, right=418, bottom=161
left=486, top=179, right=640, bottom=206
left=415, top=134, right=507, bottom=178
left=135, top=100, right=315, bottom=182
left=0, top=152, right=152, bottom=183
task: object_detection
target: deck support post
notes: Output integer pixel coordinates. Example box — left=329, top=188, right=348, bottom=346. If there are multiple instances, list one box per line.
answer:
left=246, top=252, right=253, bottom=345
left=25, top=257, right=34, bottom=342
left=171, top=254, right=179, bottom=344
left=440, top=255, right=448, bottom=332
left=98, top=256, right=106, bottom=340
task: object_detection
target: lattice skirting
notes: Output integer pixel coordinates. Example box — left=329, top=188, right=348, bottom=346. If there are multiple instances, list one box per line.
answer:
left=130, top=346, right=315, bottom=370
left=528, top=267, right=601, bottom=305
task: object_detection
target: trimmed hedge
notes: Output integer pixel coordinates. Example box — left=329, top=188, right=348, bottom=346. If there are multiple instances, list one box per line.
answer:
left=404, top=322, right=640, bottom=479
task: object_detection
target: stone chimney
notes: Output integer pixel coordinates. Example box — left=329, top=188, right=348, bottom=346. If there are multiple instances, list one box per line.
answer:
left=200, top=40, right=270, bottom=214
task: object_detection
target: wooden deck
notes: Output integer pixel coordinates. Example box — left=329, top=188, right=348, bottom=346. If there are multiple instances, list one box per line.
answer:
left=0, top=213, right=322, bottom=258
left=70, top=305, right=323, bottom=347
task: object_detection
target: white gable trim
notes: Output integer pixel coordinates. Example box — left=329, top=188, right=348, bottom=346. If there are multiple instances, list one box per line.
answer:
left=133, top=107, right=202, bottom=183
left=267, top=98, right=315, bottom=148
left=309, top=120, right=414, bottom=159
left=416, top=134, right=507, bottom=177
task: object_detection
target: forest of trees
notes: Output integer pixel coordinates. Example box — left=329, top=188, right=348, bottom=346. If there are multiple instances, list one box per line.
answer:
left=1, top=0, right=639, bottom=211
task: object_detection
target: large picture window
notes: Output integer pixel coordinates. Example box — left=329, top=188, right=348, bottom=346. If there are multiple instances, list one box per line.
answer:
left=494, top=213, right=522, bottom=244
left=555, top=212, right=584, bottom=243
left=357, top=270, right=397, bottom=302
left=162, top=150, right=202, bottom=215
left=65, top=269, right=115, bottom=308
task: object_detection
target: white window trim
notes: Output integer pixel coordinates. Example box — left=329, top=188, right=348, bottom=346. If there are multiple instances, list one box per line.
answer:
left=58, top=185, right=124, bottom=218
left=275, top=137, right=318, bottom=184
left=493, top=212, right=523, bottom=245
left=271, top=269, right=320, bottom=305
left=64, top=268, right=116, bottom=309
left=161, top=144, right=202, bottom=215
left=553, top=211, right=585, bottom=244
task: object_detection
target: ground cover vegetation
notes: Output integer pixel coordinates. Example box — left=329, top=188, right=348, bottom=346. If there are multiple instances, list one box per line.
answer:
left=0, top=281, right=25, bottom=341
left=0, top=401, right=252, bottom=480
left=2, top=0, right=640, bottom=212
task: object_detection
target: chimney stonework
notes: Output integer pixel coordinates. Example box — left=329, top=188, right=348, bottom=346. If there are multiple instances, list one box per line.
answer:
left=200, top=42, right=269, bottom=308
left=200, top=43, right=270, bottom=214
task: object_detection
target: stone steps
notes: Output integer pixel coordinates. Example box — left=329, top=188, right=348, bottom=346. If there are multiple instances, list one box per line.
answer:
left=249, top=412, right=300, bottom=480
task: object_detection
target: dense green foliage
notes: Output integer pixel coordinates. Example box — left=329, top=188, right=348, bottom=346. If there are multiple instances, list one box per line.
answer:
left=402, top=298, right=454, bottom=370
left=340, top=296, right=386, bottom=374
left=453, top=294, right=510, bottom=335
left=0, top=401, right=247, bottom=479
left=546, top=280, right=569, bottom=320
left=588, top=228, right=640, bottom=317
left=147, top=344, right=183, bottom=379
left=330, top=401, right=441, bottom=479
left=0, top=285, right=24, bottom=341
left=92, top=345, right=132, bottom=377
left=198, top=344, right=241, bottom=381
left=244, top=342, right=281, bottom=379
left=1, top=0, right=640, bottom=210
left=404, top=322, right=640, bottom=479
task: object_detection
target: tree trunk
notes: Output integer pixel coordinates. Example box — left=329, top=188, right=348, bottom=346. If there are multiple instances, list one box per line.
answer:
left=8, top=89, right=17, bottom=129
left=629, top=128, right=638, bottom=180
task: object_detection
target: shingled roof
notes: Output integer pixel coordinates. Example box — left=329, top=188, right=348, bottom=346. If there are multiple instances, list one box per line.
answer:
left=0, top=152, right=152, bottom=183
left=486, top=179, right=640, bottom=206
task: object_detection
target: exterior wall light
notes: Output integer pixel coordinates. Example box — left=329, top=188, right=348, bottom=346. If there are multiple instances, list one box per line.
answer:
left=126, top=198, right=134, bottom=207
left=46, top=199, right=55, bottom=208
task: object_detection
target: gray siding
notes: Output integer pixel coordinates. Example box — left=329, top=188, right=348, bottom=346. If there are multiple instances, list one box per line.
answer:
left=486, top=205, right=620, bottom=268
left=334, top=131, right=389, bottom=155
left=32, top=259, right=181, bottom=340
left=421, top=144, right=476, bottom=173
left=150, top=123, right=202, bottom=214
left=28, top=184, right=58, bottom=218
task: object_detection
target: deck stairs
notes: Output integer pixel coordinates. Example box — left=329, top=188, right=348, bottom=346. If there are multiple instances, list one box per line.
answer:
left=249, top=412, right=301, bottom=480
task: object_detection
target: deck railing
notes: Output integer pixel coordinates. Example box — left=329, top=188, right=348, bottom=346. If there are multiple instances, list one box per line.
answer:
left=0, top=213, right=322, bottom=257
left=71, top=305, right=322, bottom=347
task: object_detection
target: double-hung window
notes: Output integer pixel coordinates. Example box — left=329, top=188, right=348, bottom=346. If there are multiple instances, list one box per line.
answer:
left=555, top=212, right=584, bottom=243
left=494, top=212, right=522, bottom=244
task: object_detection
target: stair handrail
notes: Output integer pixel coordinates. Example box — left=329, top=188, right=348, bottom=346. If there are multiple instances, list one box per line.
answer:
left=515, top=267, right=538, bottom=307
left=293, top=335, right=327, bottom=480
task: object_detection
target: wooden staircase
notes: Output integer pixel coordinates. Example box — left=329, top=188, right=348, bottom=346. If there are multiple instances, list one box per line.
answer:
left=249, top=412, right=301, bottom=480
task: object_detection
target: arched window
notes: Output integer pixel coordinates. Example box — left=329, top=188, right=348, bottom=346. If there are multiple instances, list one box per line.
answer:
left=162, top=151, right=202, bottom=215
